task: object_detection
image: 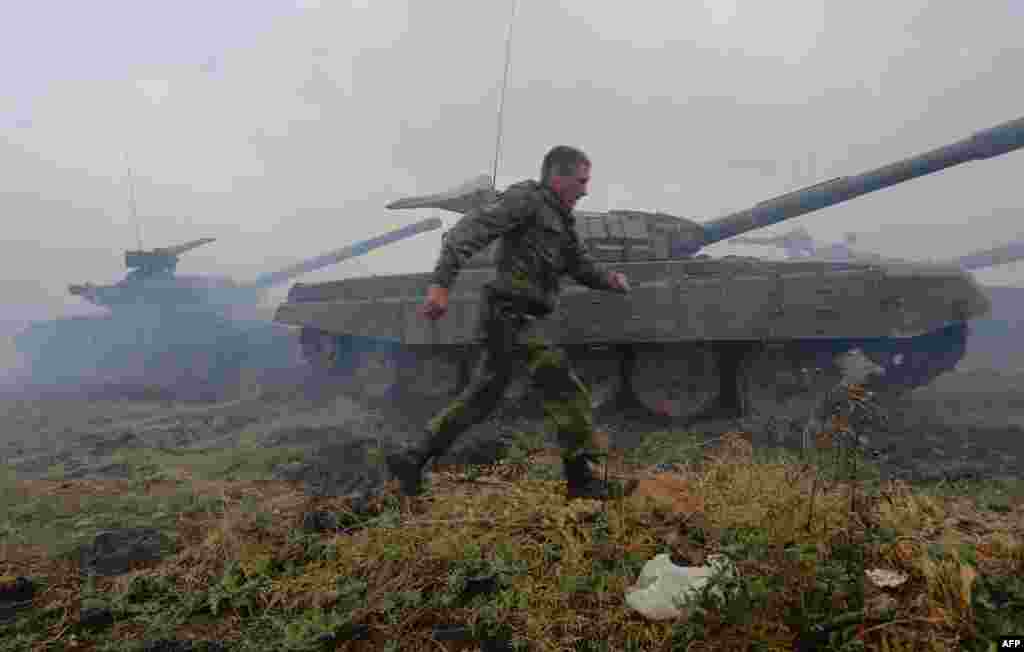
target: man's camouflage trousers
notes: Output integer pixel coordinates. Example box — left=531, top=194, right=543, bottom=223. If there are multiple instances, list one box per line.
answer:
left=420, top=291, right=603, bottom=461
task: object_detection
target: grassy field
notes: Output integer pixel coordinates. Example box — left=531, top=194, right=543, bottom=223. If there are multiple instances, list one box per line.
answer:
left=2, top=386, right=1023, bottom=651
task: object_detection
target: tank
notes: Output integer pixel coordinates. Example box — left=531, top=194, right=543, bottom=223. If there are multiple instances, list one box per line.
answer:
left=13, top=218, right=442, bottom=398
left=274, top=115, right=1024, bottom=423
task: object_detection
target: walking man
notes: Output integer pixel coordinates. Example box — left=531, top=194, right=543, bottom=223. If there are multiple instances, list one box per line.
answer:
left=386, top=146, right=637, bottom=500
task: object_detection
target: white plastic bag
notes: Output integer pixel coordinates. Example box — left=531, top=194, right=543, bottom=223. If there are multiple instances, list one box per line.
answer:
left=625, top=553, right=737, bottom=620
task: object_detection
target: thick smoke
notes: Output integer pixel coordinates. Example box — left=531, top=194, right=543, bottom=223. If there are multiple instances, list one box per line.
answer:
left=3, top=298, right=308, bottom=402
left=0, top=218, right=444, bottom=402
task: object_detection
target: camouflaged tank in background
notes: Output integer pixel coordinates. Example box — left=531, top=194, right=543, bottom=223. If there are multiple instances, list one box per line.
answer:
left=14, top=218, right=441, bottom=398
left=275, top=115, right=1024, bottom=423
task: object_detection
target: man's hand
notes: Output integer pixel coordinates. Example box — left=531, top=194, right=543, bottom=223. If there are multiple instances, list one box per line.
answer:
left=608, top=271, right=631, bottom=293
left=420, top=285, right=450, bottom=320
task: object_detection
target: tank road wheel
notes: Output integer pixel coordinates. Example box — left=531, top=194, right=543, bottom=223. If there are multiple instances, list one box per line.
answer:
left=628, top=341, right=857, bottom=426
left=738, top=343, right=848, bottom=423
left=628, top=344, right=724, bottom=420
left=350, top=349, right=400, bottom=400
left=570, top=348, right=625, bottom=411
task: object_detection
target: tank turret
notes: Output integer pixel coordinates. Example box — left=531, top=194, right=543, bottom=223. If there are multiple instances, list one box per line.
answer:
left=64, top=218, right=442, bottom=311
left=123, top=238, right=218, bottom=280
left=387, top=116, right=1024, bottom=268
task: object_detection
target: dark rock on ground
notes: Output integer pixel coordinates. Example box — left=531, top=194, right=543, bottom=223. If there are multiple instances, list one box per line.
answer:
left=433, top=625, right=475, bottom=641
left=312, top=622, right=370, bottom=645
left=301, top=510, right=340, bottom=533
left=79, top=599, right=114, bottom=630
left=0, top=576, right=34, bottom=602
left=461, top=573, right=500, bottom=602
left=77, top=528, right=174, bottom=576
left=0, top=576, right=35, bottom=623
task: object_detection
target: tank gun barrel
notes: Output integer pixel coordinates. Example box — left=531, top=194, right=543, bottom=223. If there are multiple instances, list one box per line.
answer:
left=385, top=174, right=496, bottom=214
left=159, top=238, right=217, bottom=257
left=249, top=217, right=443, bottom=289
left=693, top=116, right=1024, bottom=254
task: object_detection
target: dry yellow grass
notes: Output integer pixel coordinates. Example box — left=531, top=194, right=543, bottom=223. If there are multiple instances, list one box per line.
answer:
left=3, top=389, right=1023, bottom=650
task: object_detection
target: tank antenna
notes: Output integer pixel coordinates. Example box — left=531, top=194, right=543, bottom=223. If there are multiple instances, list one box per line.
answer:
left=124, top=152, right=142, bottom=250
left=490, top=0, right=519, bottom=189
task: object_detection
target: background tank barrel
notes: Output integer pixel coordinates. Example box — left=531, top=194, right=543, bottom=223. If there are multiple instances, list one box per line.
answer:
left=693, top=116, right=1024, bottom=254
left=728, top=226, right=1024, bottom=271
left=730, top=227, right=813, bottom=247
left=158, top=238, right=217, bottom=257
left=730, top=235, right=791, bottom=246
left=248, top=217, right=443, bottom=289
left=729, top=227, right=816, bottom=256
left=385, top=174, right=496, bottom=213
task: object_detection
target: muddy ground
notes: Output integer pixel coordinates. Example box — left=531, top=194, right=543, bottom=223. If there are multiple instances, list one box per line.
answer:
left=1, top=363, right=1022, bottom=493
left=862, top=368, right=1024, bottom=483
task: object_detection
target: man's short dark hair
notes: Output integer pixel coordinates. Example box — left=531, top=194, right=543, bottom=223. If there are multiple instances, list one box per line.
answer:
left=541, top=146, right=590, bottom=183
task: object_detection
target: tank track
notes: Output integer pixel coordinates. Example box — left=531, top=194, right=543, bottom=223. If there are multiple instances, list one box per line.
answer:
left=298, top=323, right=969, bottom=425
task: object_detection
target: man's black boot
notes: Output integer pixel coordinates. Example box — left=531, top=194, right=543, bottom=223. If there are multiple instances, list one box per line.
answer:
left=563, top=454, right=638, bottom=501
left=385, top=447, right=432, bottom=496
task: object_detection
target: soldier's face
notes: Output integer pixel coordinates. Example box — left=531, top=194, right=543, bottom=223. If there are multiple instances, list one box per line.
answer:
left=552, top=162, right=590, bottom=209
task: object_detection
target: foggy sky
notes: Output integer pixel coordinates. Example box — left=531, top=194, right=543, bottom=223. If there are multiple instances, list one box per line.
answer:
left=3, top=0, right=1024, bottom=328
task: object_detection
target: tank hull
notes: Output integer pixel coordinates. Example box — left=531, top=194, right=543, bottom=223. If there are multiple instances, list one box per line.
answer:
left=273, top=257, right=989, bottom=421
left=277, top=258, right=987, bottom=344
